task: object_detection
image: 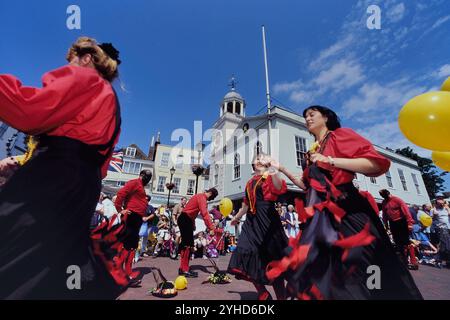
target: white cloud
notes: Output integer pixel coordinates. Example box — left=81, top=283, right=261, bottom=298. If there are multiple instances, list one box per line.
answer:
left=273, top=80, right=302, bottom=94
left=342, top=80, right=427, bottom=119
left=356, top=121, right=431, bottom=157
left=431, top=15, right=450, bottom=30
left=309, top=35, right=353, bottom=70
left=314, top=59, right=365, bottom=92
left=436, top=64, right=450, bottom=78
left=387, top=3, right=406, bottom=23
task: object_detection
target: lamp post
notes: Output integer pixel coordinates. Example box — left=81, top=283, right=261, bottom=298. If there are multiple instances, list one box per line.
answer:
left=166, top=166, right=176, bottom=207
left=192, top=142, right=205, bottom=194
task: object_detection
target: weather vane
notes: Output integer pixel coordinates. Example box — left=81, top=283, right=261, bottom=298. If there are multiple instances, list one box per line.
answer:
left=228, top=75, right=238, bottom=91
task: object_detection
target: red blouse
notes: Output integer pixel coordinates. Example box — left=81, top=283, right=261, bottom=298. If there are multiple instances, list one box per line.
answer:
left=304, top=128, right=390, bottom=186
left=244, top=175, right=287, bottom=213
left=0, top=65, right=120, bottom=178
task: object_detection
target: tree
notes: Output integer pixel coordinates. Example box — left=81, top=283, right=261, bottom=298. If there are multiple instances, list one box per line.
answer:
left=395, top=147, right=447, bottom=199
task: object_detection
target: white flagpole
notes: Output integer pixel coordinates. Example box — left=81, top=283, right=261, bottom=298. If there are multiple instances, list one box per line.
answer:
left=262, top=25, right=272, bottom=154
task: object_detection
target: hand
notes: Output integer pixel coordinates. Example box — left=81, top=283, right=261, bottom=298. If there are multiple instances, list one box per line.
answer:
left=209, top=230, right=215, bottom=236
left=309, top=153, right=330, bottom=164
left=120, top=209, right=130, bottom=215
left=230, top=217, right=240, bottom=226
left=0, top=157, right=18, bottom=177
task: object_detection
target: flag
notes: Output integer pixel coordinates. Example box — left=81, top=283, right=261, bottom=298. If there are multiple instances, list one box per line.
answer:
left=108, top=150, right=123, bottom=172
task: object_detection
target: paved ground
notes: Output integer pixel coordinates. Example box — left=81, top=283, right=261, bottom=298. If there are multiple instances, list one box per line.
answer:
left=119, top=254, right=450, bottom=300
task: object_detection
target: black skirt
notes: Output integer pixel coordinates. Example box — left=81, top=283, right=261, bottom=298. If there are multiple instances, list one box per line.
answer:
left=0, top=136, right=120, bottom=299
left=228, top=201, right=288, bottom=285
left=267, top=165, right=423, bottom=300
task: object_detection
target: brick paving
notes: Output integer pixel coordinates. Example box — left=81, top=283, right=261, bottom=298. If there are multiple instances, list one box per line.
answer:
left=118, top=254, right=450, bottom=300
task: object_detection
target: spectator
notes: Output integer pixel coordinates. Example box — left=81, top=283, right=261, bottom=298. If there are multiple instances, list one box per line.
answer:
left=284, top=205, right=298, bottom=238
left=136, top=195, right=155, bottom=260
left=90, top=193, right=105, bottom=230
left=210, top=205, right=222, bottom=220
left=409, top=205, right=420, bottom=225
left=153, top=216, right=170, bottom=257
left=431, top=196, right=450, bottom=267
left=206, top=231, right=219, bottom=258
left=172, top=197, right=187, bottom=245
left=102, top=193, right=119, bottom=223
left=193, top=231, right=208, bottom=259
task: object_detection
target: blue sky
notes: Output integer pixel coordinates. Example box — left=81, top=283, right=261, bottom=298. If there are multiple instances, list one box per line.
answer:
left=1, top=0, right=449, bottom=189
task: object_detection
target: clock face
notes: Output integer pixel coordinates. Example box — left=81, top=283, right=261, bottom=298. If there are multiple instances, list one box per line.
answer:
left=242, top=123, right=249, bottom=133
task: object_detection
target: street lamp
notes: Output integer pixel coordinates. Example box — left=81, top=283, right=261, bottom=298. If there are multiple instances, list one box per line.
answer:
left=166, top=166, right=176, bottom=209
left=192, top=142, right=205, bottom=194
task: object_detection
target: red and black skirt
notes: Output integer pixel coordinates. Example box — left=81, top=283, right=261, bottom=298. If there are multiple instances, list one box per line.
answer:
left=0, top=136, right=121, bottom=299
left=228, top=199, right=288, bottom=285
left=266, top=165, right=423, bottom=300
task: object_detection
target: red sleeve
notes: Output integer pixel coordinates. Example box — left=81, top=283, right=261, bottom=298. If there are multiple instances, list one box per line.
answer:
left=0, top=65, right=105, bottom=135
left=115, top=180, right=135, bottom=212
left=397, top=198, right=414, bottom=227
left=262, top=175, right=287, bottom=198
left=330, top=128, right=390, bottom=177
left=198, top=195, right=214, bottom=231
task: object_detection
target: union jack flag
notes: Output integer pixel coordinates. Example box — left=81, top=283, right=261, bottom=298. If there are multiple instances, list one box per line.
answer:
left=108, top=150, right=124, bottom=172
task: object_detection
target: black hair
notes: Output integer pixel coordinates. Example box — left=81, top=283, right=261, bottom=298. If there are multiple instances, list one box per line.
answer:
left=140, top=170, right=152, bottom=178
left=206, top=188, right=218, bottom=200
left=302, top=105, right=341, bottom=131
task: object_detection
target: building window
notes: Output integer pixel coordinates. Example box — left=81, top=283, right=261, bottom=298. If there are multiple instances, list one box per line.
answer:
left=157, top=176, right=166, bottom=192
left=0, top=123, right=9, bottom=139
left=295, top=136, right=307, bottom=166
left=255, top=141, right=263, bottom=155
left=214, top=165, right=219, bottom=186
left=125, top=147, right=136, bottom=158
left=160, top=152, right=170, bottom=167
left=227, top=102, right=233, bottom=113
left=176, top=155, right=183, bottom=169
left=398, top=169, right=408, bottom=191
left=411, top=173, right=421, bottom=195
left=187, top=179, right=195, bottom=195
left=234, top=154, right=241, bottom=180
left=370, top=177, right=377, bottom=184
left=173, top=177, right=181, bottom=194
left=234, top=136, right=238, bottom=152
left=385, top=170, right=393, bottom=188
left=123, top=161, right=142, bottom=174
left=235, top=102, right=241, bottom=115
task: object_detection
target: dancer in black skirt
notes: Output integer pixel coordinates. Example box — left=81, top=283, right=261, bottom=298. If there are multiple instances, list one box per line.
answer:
left=266, top=105, right=423, bottom=300
left=0, top=37, right=122, bottom=299
left=228, top=154, right=288, bottom=300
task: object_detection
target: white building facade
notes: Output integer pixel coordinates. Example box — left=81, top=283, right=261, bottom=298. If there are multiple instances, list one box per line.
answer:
left=208, top=86, right=431, bottom=209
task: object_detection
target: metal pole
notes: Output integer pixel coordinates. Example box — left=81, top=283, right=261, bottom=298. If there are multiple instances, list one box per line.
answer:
left=167, top=172, right=174, bottom=229
left=262, top=25, right=272, bottom=154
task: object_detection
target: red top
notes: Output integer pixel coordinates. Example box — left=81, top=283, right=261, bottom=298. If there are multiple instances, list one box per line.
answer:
left=382, top=195, right=414, bottom=227
left=0, top=65, right=119, bottom=178
left=244, top=175, right=287, bottom=213
left=115, top=178, right=148, bottom=216
left=304, top=128, right=390, bottom=185
left=182, top=193, right=215, bottom=231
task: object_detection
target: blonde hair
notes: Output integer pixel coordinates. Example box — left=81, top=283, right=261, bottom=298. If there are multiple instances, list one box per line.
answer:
left=66, top=37, right=119, bottom=82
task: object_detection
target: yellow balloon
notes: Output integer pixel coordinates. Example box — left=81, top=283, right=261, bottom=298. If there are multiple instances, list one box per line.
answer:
left=219, top=198, right=233, bottom=217
left=174, top=276, right=187, bottom=290
left=419, top=214, right=432, bottom=228
left=399, top=91, right=450, bottom=151
left=442, top=77, right=450, bottom=92
left=432, top=151, right=450, bottom=171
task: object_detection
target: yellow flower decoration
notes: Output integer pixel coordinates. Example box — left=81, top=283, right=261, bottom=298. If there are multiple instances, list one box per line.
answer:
left=309, top=141, right=320, bottom=154
left=16, top=136, right=38, bottom=166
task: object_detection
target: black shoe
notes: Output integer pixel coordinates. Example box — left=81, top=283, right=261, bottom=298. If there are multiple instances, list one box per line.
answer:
left=189, top=270, right=199, bottom=277
left=178, top=269, right=198, bottom=278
